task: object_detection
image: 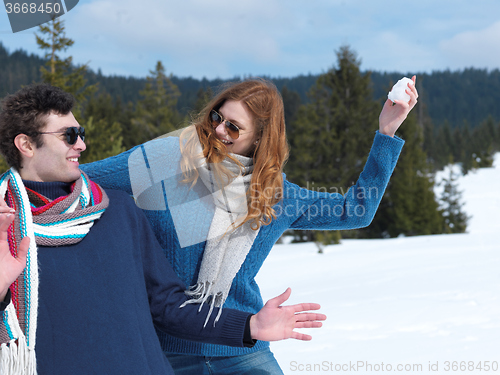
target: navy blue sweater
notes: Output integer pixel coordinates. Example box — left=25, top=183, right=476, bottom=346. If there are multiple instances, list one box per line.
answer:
left=1, top=182, right=251, bottom=374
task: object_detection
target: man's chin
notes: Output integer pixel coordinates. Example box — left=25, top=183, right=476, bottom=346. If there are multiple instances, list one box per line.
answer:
left=61, top=172, right=81, bottom=183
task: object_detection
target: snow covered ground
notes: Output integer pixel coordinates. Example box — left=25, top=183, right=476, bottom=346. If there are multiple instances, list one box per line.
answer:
left=257, top=154, right=500, bottom=374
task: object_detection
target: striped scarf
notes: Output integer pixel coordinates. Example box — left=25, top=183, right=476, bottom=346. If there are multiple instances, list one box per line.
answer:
left=0, top=168, right=109, bottom=375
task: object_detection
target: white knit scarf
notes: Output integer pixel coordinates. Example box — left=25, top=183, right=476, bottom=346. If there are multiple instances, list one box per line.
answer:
left=180, top=153, right=260, bottom=326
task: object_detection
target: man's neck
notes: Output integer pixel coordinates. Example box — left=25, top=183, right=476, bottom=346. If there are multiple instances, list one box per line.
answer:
left=23, top=180, right=73, bottom=200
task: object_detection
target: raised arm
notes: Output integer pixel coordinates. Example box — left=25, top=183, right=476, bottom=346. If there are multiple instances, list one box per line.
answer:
left=285, top=77, right=418, bottom=231
left=286, top=131, right=404, bottom=230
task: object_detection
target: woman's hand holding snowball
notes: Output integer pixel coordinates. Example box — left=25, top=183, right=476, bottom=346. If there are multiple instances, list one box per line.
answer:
left=379, top=75, right=418, bottom=137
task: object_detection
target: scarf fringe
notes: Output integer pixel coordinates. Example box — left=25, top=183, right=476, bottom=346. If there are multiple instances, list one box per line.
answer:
left=0, top=337, right=37, bottom=375
left=180, top=282, right=225, bottom=327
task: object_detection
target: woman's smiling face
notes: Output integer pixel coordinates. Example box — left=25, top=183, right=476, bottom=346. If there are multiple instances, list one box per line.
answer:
left=213, top=100, right=258, bottom=156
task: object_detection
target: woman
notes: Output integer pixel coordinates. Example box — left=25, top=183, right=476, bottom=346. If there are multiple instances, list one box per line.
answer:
left=81, top=77, right=418, bottom=374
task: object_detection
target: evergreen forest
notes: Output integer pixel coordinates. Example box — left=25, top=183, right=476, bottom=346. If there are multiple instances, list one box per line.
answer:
left=1, top=20, right=499, bottom=244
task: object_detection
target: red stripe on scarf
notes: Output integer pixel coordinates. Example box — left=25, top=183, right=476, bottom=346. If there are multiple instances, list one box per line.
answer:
left=6, top=185, right=21, bottom=317
left=29, top=189, right=67, bottom=216
left=31, top=197, right=66, bottom=215
left=90, top=181, right=103, bottom=204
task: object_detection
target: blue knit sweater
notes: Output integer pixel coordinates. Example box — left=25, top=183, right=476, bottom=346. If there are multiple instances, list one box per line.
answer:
left=81, top=130, right=404, bottom=357
left=1, top=182, right=250, bottom=374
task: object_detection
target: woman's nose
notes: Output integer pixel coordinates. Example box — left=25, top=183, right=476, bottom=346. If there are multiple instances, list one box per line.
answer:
left=215, top=122, right=228, bottom=137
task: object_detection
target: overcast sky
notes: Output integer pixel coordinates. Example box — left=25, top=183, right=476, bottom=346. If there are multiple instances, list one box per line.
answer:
left=1, top=0, right=500, bottom=79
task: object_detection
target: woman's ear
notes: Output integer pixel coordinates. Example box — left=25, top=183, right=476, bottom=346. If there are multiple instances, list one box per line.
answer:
left=14, top=134, right=35, bottom=159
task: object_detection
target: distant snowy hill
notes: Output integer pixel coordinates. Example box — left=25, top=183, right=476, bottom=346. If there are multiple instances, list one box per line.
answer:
left=257, top=154, right=500, bottom=375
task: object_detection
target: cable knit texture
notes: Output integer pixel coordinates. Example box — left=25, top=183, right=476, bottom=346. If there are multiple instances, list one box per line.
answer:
left=81, top=130, right=404, bottom=357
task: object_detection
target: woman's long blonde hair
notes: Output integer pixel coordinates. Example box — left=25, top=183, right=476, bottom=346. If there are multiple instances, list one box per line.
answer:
left=180, top=78, right=289, bottom=230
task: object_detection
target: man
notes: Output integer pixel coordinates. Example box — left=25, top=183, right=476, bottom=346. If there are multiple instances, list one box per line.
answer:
left=0, top=84, right=325, bottom=375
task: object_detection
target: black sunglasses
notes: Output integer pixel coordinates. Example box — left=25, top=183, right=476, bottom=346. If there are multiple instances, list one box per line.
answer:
left=210, top=110, right=247, bottom=140
left=39, top=126, right=85, bottom=145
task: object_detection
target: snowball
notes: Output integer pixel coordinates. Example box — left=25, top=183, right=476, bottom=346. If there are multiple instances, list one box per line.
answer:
left=388, top=77, right=413, bottom=103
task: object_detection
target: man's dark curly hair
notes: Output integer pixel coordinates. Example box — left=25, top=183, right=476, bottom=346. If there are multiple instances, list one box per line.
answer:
left=0, top=83, right=75, bottom=170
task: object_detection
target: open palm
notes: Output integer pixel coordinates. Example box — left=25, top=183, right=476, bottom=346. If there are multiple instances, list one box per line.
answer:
left=0, top=212, right=29, bottom=301
left=250, top=288, right=326, bottom=342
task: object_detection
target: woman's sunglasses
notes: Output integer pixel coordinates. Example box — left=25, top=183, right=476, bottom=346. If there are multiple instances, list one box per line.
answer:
left=210, top=110, right=245, bottom=139
left=39, top=126, right=86, bottom=145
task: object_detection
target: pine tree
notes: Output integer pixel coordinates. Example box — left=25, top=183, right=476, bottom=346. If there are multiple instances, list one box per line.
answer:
left=417, top=80, right=438, bottom=170
left=35, top=17, right=124, bottom=163
left=131, top=61, right=181, bottom=143
left=286, top=45, right=379, bottom=245
left=470, top=116, right=496, bottom=168
left=80, top=92, right=126, bottom=163
left=79, top=116, right=125, bottom=163
left=434, top=121, right=454, bottom=169
left=280, top=86, right=301, bottom=132
left=85, top=93, right=136, bottom=150
left=460, top=122, right=474, bottom=174
left=35, top=16, right=96, bottom=119
left=452, top=126, right=465, bottom=164
left=365, top=112, right=444, bottom=237
left=287, top=45, right=378, bottom=187
left=192, top=87, right=213, bottom=114
left=439, top=168, right=469, bottom=233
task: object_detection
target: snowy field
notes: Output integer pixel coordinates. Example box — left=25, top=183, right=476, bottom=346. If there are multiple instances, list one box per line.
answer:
left=257, top=154, right=500, bottom=375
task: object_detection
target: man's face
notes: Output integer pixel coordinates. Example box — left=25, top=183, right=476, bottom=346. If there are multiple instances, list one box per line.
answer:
left=21, top=111, right=86, bottom=183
